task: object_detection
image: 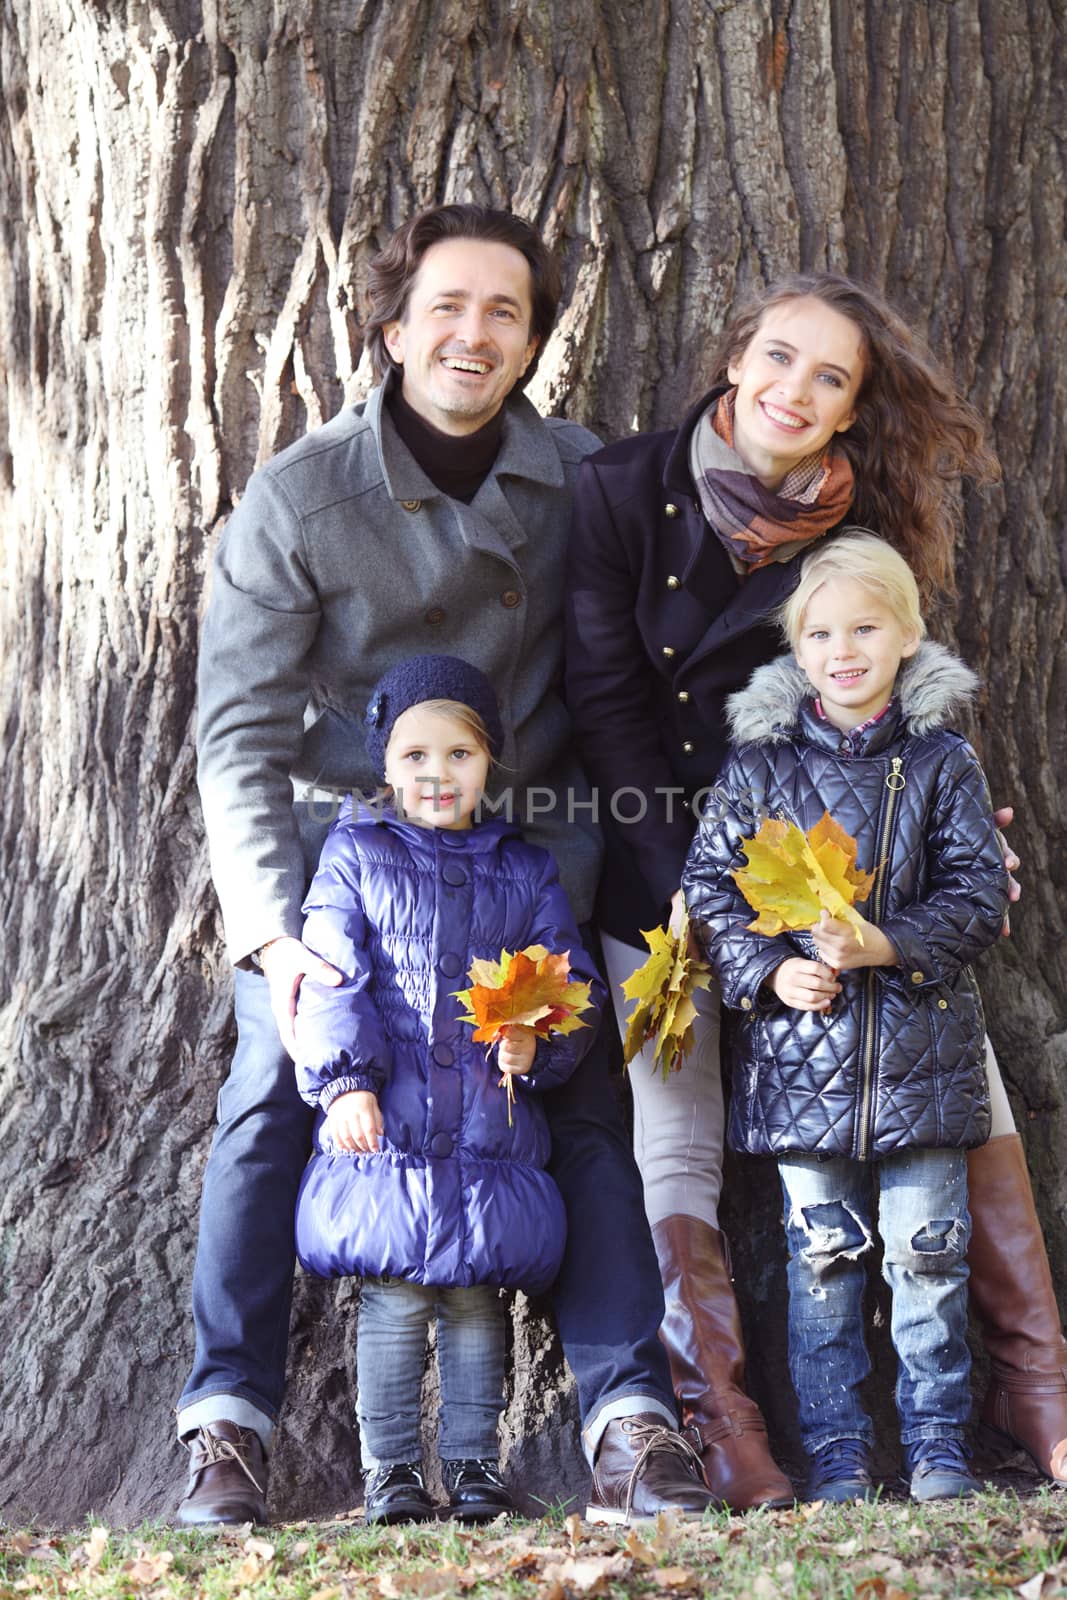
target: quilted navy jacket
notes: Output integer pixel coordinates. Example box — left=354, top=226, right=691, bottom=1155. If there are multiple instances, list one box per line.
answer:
left=682, top=644, right=1009, bottom=1162
left=293, top=799, right=603, bottom=1293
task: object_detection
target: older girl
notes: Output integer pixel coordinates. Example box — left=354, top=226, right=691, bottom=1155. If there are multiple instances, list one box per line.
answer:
left=565, top=273, right=1066, bottom=1506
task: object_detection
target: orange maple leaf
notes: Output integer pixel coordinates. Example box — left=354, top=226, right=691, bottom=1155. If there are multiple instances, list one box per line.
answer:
left=454, top=946, right=593, bottom=1123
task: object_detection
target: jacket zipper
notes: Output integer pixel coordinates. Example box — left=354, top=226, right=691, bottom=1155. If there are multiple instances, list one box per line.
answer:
left=856, top=755, right=906, bottom=1160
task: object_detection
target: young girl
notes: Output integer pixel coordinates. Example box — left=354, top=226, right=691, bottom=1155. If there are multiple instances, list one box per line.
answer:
left=292, top=654, right=603, bottom=1525
left=682, top=532, right=1009, bottom=1501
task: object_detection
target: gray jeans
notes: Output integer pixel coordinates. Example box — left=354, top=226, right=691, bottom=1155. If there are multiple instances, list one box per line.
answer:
left=356, top=1278, right=505, bottom=1467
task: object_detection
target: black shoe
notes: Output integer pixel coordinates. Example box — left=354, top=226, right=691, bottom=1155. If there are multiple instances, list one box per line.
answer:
left=806, top=1438, right=875, bottom=1503
left=903, top=1438, right=981, bottom=1502
left=586, top=1413, right=720, bottom=1526
left=442, top=1458, right=515, bottom=1522
left=363, top=1461, right=435, bottom=1524
left=175, top=1422, right=269, bottom=1527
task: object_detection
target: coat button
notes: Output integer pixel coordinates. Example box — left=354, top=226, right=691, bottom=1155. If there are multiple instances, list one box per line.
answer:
left=441, top=863, right=468, bottom=887
left=432, top=1043, right=455, bottom=1066
left=665, top=503, right=679, bottom=518
left=501, top=589, right=522, bottom=608
left=740, top=997, right=753, bottom=1011
left=677, top=690, right=690, bottom=704
left=666, top=575, right=680, bottom=590
left=439, top=952, right=464, bottom=978
left=682, top=741, right=695, bottom=755
left=911, top=970, right=924, bottom=984
left=662, top=646, right=676, bottom=659
left=401, top=499, right=422, bottom=512
left=424, top=607, right=445, bottom=625
left=429, top=1132, right=453, bottom=1158
left=937, top=999, right=948, bottom=1010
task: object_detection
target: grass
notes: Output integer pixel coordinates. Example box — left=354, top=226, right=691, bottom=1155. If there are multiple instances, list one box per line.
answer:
left=2, top=1476, right=1066, bottom=1600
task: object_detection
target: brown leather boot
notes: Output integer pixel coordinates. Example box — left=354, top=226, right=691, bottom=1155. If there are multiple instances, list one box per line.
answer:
left=176, top=1421, right=269, bottom=1526
left=652, top=1215, right=794, bottom=1510
left=967, top=1133, right=1067, bottom=1485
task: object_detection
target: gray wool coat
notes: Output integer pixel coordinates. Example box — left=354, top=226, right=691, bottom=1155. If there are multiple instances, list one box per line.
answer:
left=197, top=374, right=603, bottom=964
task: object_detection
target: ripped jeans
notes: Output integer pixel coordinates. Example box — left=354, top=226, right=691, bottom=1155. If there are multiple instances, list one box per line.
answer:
left=778, top=1148, right=971, bottom=1455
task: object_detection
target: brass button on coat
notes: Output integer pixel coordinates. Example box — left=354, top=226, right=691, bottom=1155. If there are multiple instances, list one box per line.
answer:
left=401, top=498, right=422, bottom=512
left=424, top=607, right=445, bottom=625
left=682, top=741, right=695, bottom=755
left=666, top=575, right=680, bottom=590
left=677, top=690, right=690, bottom=704
left=662, top=645, right=676, bottom=659
left=911, top=970, right=924, bottom=984
left=665, top=503, right=679, bottom=518
left=740, top=997, right=753, bottom=1011
left=937, top=999, right=949, bottom=1010
left=501, top=589, right=522, bottom=608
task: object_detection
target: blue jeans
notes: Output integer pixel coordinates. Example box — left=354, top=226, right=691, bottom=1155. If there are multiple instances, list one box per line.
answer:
left=779, top=1148, right=972, bottom=1455
left=357, top=1279, right=504, bottom=1465
left=178, top=958, right=675, bottom=1450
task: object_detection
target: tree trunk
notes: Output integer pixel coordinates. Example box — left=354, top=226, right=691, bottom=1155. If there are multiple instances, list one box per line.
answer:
left=1, top=0, right=1063, bottom=1523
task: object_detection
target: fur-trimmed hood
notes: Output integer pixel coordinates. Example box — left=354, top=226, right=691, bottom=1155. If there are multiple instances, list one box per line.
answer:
left=725, top=640, right=979, bottom=747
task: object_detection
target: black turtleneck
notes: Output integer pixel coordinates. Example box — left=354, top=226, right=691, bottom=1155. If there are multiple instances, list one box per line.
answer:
left=386, top=383, right=506, bottom=504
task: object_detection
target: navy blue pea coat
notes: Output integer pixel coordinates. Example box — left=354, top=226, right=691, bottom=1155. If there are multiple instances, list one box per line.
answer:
left=565, top=384, right=815, bottom=944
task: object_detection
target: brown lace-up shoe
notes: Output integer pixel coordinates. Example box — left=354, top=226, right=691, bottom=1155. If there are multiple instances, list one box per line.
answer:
left=176, top=1421, right=269, bottom=1526
left=586, top=1413, right=720, bottom=1526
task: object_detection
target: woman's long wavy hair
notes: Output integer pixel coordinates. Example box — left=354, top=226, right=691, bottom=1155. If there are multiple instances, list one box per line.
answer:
left=709, top=273, right=1001, bottom=597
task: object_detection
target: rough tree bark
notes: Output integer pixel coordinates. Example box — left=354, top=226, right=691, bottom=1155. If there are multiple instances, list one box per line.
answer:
left=0, top=0, right=1064, bottom=1524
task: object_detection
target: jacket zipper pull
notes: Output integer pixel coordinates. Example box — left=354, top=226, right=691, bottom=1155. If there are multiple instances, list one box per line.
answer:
left=886, top=757, right=906, bottom=792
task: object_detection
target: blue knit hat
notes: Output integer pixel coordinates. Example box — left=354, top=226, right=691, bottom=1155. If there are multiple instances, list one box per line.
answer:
left=364, top=654, right=505, bottom=777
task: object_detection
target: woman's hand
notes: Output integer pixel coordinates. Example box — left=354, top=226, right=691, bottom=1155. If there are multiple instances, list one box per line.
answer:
left=993, top=805, right=1021, bottom=935
left=326, top=1090, right=384, bottom=1153
left=809, top=909, right=898, bottom=971
left=498, top=1024, right=537, bottom=1077
left=771, top=958, right=841, bottom=1011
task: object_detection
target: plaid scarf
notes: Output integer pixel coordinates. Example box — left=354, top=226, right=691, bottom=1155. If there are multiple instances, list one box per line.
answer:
left=689, top=389, right=855, bottom=573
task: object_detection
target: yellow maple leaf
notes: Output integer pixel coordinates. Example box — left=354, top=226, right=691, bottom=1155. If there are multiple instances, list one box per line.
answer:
left=454, top=946, right=594, bottom=1124
left=732, top=811, right=875, bottom=943
left=620, top=913, right=712, bottom=1079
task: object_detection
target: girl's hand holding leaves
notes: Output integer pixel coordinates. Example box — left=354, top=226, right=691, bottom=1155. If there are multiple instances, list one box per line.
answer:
left=454, top=946, right=593, bottom=1124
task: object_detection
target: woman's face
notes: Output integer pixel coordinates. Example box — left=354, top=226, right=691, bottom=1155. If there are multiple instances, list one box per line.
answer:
left=726, top=297, right=865, bottom=490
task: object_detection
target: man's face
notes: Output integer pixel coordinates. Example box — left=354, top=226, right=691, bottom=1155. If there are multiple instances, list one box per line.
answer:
left=383, top=237, right=539, bottom=435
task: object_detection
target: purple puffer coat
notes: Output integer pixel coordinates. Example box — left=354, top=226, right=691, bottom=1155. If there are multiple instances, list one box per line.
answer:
left=293, top=799, right=604, bottom=1293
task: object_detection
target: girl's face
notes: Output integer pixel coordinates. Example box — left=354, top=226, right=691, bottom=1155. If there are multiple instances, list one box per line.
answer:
left=727, top=297, right=865, bottom=489
left=793, top=576, right=920, bottom=730
left=384, top=703, right=491, bottom=829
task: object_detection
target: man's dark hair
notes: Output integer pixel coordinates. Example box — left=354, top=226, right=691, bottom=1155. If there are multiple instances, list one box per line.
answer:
left=362, top=204, right=561, bottom=386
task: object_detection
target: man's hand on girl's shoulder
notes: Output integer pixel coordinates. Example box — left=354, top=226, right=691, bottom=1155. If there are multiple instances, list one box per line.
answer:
left=259, top=935, right=342, bottom=1059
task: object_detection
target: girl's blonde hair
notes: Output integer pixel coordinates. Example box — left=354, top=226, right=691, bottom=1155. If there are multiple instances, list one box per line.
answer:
left=778, top=530, right=927, bottom=650
left=386, top=698, right=493, bottom=755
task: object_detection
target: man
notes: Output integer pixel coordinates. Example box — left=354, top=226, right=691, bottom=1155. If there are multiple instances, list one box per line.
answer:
left=179, top=204, right=718, bottom=1527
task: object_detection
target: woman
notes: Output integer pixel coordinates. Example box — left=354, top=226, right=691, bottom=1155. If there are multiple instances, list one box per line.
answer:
left=565, top=272, right=1067, bottom=1507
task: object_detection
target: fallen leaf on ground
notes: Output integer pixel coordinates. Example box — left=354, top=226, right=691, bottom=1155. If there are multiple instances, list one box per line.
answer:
left=125, top=1549, right=175, bottom=1588
left=624, top=1528, right=657, bottom=1566
left=654, top=1569, right=698, bottom=1591
left=565, top=1512, right=583, bottom=1553
left=378, top=1564, right=462, bottom=1597
left=540, top=1554, right=631, bottom=1594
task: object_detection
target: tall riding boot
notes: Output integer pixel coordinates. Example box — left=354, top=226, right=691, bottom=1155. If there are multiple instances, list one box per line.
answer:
left=967, top=1133, right=1067, bottom=1484
left=652, top=1215, right=794, bottom=1509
